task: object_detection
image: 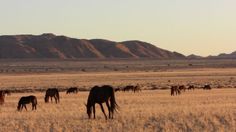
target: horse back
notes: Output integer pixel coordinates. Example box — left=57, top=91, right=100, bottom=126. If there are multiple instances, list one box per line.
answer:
left=46, top=88, right=59, bottom=96
left=88, top=85, right=114, bottom=103
left=19, top=96, right=36, bottom=104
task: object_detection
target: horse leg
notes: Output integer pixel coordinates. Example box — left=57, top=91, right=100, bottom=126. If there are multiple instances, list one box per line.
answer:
left=99, top=103, right=107, bottom=120
left=51, top=97, right=53, bottom=103
left=93, top=104, right=96, bottom=119
left=22, top=105, right=24, bottom=111
left=106, top=101, right=111, bottom=119
left=21, top=105, right=23, bottom=111
left=24, top=105, right=27, bottom=111
left=21, top=104, right=24, bottom=110
left=54, top=96, right=57, bottom=104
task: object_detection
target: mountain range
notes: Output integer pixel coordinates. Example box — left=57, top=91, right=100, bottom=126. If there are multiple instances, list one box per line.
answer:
left=207, top=51, right=236, bottom=59
left=0, top=33, right=235, bottom=59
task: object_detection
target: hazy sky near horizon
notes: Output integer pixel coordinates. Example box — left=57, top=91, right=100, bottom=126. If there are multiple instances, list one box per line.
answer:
left=0, top=0, right=236, bottom=56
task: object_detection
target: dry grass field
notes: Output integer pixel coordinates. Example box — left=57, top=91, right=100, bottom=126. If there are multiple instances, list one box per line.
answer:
left=0, top=60, right=235, bottom=131
left=0, top=68, right=235, bottom=92
left=0, top=89, right=235, bottom=132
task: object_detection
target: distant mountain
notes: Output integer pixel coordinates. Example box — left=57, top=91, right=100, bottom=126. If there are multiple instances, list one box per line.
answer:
left=187, top=54, right=203, bottom=59
left=207, top=51, right=236, bottom=59
left=0, top=33, right=186, bottom=59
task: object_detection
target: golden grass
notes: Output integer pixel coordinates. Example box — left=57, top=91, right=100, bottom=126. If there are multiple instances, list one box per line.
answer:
left=0, top=68, right=235, bottom=91
left=0, top=68, right=235, bottom=131
left=0, top=89, right=235, bottom=132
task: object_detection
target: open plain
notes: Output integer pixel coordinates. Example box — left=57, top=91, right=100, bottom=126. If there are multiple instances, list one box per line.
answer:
left=0, top=89, right=235, bottom=132
left=0, top=59, right=235, bottom=132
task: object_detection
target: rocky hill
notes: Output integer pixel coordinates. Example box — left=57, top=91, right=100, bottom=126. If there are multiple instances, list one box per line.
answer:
left=0, top=33, right=186, bottom=59
left=207, top=51, right=236, bottom=59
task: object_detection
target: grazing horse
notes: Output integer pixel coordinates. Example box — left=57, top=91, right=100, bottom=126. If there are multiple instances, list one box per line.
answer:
left=188, top=85, right=195, bottom=90
left=179, top=85, right=186, bottom=92
left=171, top=86, right=181, bottom=96
left=114, top=88, right=121, bottom=92
left=203, top=84, right=211, bottom=90
left=45, top=88, right=60, bottom=103
left=123, top=85, right=133, bottom=92
left=85, top=85, right=118, bottom=120
left=0, top=91, right=5, bottom=105
left=133, top=86, right=141, bottom=93
left=123, top=85, right=139, bottom=93
left=17, top=95, right=37, bottom=111
left=66, top=87, right=78, bottom=94
left=3, top=90, right=11, bottom=96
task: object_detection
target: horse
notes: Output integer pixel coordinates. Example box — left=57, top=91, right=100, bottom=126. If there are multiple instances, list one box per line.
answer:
left=114, top=88, right=121, bottom=92
left=133, top=86, right=141, bottom=93
left=17, top=95, right=37, bottom=111
left=123, top=85, right=133, bottom=92
left=188, top=85, right=195, bottom=90
left=179, top=85, right=186, bottom=92
left=66, top=87, right=78, bottom=94
left=3, top=90, right=11, bottom=96
left=123, top=85, right=139, bottom=92
left=171, top=86, right=181, bottom=96
left=0, top=91, right=5, bottom=105
left=203, top=84, right=211, bottom=90
left=85, top=85, right=118, bottom=120
left=45, top=88, right=60, bottom=103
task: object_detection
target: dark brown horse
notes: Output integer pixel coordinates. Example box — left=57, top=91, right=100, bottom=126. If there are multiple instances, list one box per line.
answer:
left=188, top=85, right=195, bottom=90
left=114, top=88, right=121, bottom=92
left=0, top=91, right=5, bottom=105
left=203, top=84, right=211, bottom=90
left=45, top=88, right=60, bottom=103
left=123, top=85, right=133, bottom=92
left=179, top=85, right=186, bottom=92
left=133, top=86, right=141, bottom=93
left=17, top=95, right=37, bottom=111
left=85, top=85, right=118, bottom=120
left=123, top=85, right=139, bottom=93
left=66, top=87, right=78, bottom=94
left=171, top=86, right=181, bottom=96
left=2, top=90, right=11, bottom=96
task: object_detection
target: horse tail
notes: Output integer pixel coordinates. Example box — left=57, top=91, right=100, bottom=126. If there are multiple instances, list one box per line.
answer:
left=110, top=89, right=119, bottom=113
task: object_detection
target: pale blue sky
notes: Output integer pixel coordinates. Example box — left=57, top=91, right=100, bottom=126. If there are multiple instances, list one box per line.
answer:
left=0, top=0, right=236, bottom=56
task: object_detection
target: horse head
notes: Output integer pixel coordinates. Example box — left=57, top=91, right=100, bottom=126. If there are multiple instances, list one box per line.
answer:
left=85, top=102, right=92, bottom=119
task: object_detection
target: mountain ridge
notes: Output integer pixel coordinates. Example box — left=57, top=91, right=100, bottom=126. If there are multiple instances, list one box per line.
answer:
left=207, top=51, right=236, bottom=59
left=0, top=33, right=235, bottom=59
left=0, top=34, right=186, bottom=59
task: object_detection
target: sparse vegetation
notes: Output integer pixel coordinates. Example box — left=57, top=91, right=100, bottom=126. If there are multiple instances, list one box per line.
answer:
left=0, top=60, right=235, bottom=131
left=0, top=89, right=235, bottom=131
